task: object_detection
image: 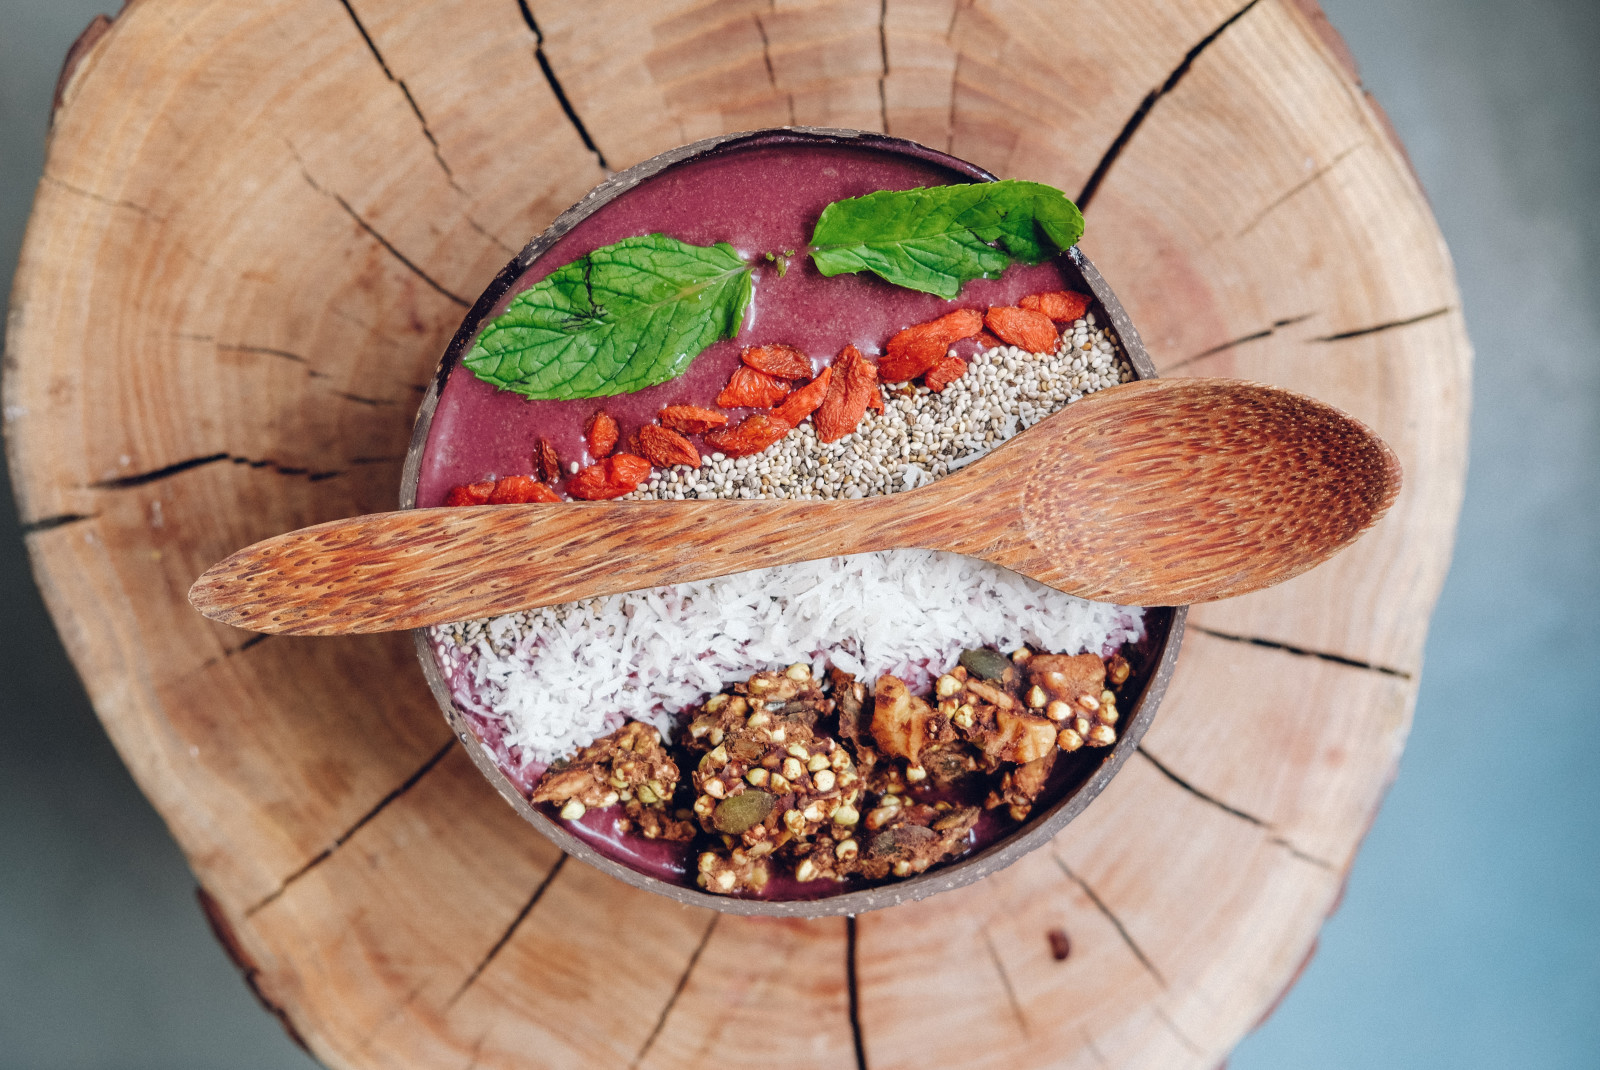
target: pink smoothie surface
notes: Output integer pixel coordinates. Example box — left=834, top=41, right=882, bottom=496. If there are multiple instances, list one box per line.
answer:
left=416, top=136, right=1116, bottom=899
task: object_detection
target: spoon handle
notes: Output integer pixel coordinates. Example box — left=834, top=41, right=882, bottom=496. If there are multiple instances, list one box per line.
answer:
left=188, top=491, right=956, bottom=635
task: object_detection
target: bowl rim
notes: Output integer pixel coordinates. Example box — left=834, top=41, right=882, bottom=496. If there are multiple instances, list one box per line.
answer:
left=399, top=125, right=1187, bottom=917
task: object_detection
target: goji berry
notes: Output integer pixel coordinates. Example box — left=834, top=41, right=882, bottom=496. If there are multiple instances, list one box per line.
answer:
left=924, top=355, right=968, bottom=393
left=879, top=308, right=984, bottom=382
left=866, top=388, right=884, bottom=412
left=972, top=330, right=1002, bottom=351
left=772, top=366, right=833, bottom=427
left=488, top=475, right=561, bottom=504
left=716, top=365, right=791, bottom=409
left=1018, top=290, right=1091, bottom=323
left=814, top=345, right=879, bottom=443
left=637, top=424, right=702, bottom=468
left=985, top=306, right=1059, bottom=353
left=534, top=438, right=562, bottom=484
left=740, top=343, right=813, bottom=379
left=567, top=454, right=652, bottom=500
left=658, top=405, right=729, bottom=434
left=444, top=480, right=495, bottom=506
left=704, top=414, right=793, bottom=458
left=585, top=410, right=619, bottom=458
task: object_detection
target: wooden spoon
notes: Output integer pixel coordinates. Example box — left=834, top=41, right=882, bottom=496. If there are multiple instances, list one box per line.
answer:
left=189, top=378, right=1401, bottom=635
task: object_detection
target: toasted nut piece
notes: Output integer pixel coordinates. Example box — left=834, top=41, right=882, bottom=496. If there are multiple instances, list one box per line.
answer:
left=748, top=840, right=774, bottom=858
left=807, top=753, right=830, bottom=772
left=704, top=779, right=726, bottom=799
left=784, top=809, right=807, bottom=833
left=1088, top=724, right=1117, bottom=747
left=830, top=750, right=850, bottom=771
left=689, top=722, right=710, bottom=740
left=1076, top=693, right=1101, bottom=712
left=833, top=804, right=860, bottom=827
left=698, top=852, right=718, bottom=873
left=559, top=800, right=587, bottom=820
left=1101, top=689, right=1117, bottom=708
left=892, top=860, right=913, bottom=878
left=966, top=679, right=1015, bottom=709
left=768, top=774, right=791, bottom=794
left=705, top=694, right=728, bottom=713
left=952, top=704, right=976, bottom=729
left=1058, top=729, right=1084, bottom=752
left=746, top=768, right=769, bottom=787
left=802, top=802, right=825, bottom=822
left=1073, top=717, right=1092, bottom=736
left=786, top=663, right=811, bottom=681
left=905, top=765, right=928, bottom=783
left=694, top=795, right=715, bottom=815
left=636, top=783, right=658, bottom=805
left=1026, top=685, right=1047, bottom=708
left=708, top=727, right=725, bottom=746
left=786, top=743, right=810, bottom=759
left=936, top=674, right=962, bottom=698
left=836, top=838, right=859, bottom=861
left=1108, top=655, right=1131, bottom=685
left=715, top=870, right=736, bottom=891
left=796, top=859, right=820, bottom=882
left=782, top=758, right=805, bottom=780
left=768, top=727, right=787, bottom=744
left=1012, top=648, right=1032, bottom=664
left=749, top=677, right=772, bottom=692
left=1098, top=706, right=1119, bottom=726
left=865, top=807, right=898, bottom=831
left=1046, top=700, right=1072, bottom=722
left=707, top=744, right=729, bottom=764
left=813, top=769, right=837, bottom=792
left=747, top=710, right=771, bottom=727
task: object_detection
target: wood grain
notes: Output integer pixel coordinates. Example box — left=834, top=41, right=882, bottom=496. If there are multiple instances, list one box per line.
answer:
left=6, top=0, right=1467, bottom=1066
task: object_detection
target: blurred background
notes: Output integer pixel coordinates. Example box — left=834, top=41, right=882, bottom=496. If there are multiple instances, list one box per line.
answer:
left=2, top=0, right=1595, bottom=1066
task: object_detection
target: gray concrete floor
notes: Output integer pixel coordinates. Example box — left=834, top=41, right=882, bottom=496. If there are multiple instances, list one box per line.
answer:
left=1, top=1, right=1595, bottom=1067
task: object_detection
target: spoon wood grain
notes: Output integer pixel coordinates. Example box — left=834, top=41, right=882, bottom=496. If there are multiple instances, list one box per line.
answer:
left=189, top=378, right=1401, bottom=635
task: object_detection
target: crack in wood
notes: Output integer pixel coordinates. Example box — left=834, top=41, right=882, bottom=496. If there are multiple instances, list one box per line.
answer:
left=449, top=854, right=568, bottom=1005
left=1054, top=855, right=1166, bottom=987
left=1190, top=624, right=1412, bottom=678
left=877, top=0, right=890, bottom=134
left=330, top=390, right=398, bottom=407
left=293, top=152, right=472, bottom=307
left=629, top=913, right=719, bottom=1069
left=20, top=512, right=98, bottom=534
left=197, top=632, right=276, bottom=673
left=1163, top=312, right=1317, bottom=371
left=216, top=342, right=310, bottom=364
left=1153, top=1004, right=1204, bottom=1056
left=754, top=7, right=797, bottom=126
left=1138, top=747, right=1337, bottom=869
left=846, top=916, right=870, bottom=1070
left=1136, top=747, right=1267, bottom=826
left=40, top=173, right=155, bottom=217
left=246, top=737, right=456, bottom=916
left=515, top=0, right=611, bottom=173
left=334, top=0, right=459, bottom=182
left=89, top=452, right=344, bottom=488
left=982, top=928, right=1029, bottom=1036
left=1236, top=142, right=1364, bottom=238
left=1313, top=305, right=1451, bottom=342
left=1076, top=0, right=1262, bottom=212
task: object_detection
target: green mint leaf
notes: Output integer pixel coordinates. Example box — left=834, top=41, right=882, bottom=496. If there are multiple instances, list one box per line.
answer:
left=808, top=180, right=1085, bottom=298
left=464, top=234, right=753, bottom=400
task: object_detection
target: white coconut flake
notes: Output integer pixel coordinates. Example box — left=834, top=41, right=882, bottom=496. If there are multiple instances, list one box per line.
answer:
left=432, top=550, right=1143, bottom=768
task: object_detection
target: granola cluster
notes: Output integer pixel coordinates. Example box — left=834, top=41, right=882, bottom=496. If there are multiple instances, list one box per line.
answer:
left=532, top=647, right=1135, bottom=897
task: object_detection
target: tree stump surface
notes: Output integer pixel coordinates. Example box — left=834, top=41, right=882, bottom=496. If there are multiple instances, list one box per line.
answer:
left=6, top=0, right=1468, bottom=1066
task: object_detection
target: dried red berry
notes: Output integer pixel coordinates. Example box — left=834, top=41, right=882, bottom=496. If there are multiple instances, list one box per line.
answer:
left=879, top=308, right=984, bottom=382
left=716, top=365, right=791, bottom=409
left=637, top=424, right=701, bottom=468
left=487, top=475, right=561, bottom=504
left=534, top=438, right=562, bottom=484
left=814, top=345, right=879, bottom=443
left=924, top=355, right=968, bottom=393
left=704, top=414, right=793, bottom=458
left=567, top=454, right=652, bottom=500
left=1018, top=290, right=1091, bottom=323
left=444, top=481, right=495, bottom=507
left=659, top=405, right=729, bottom=434
left=585, top=410, right=619, bottom=458
left=772, top=366, right=833, bottom=427
left=740, top=343, right=813, bottom=379
left=985, top=306, right=1059, bottom=353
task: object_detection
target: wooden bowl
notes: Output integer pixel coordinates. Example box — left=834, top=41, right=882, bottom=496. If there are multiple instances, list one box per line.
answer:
left=399, top=127, right=1185, bottom=916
